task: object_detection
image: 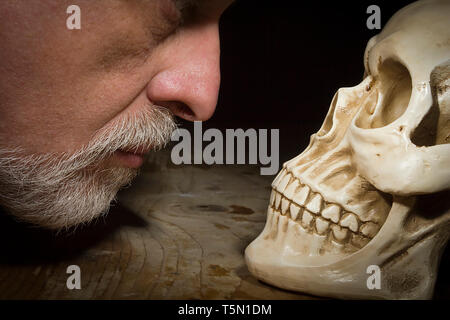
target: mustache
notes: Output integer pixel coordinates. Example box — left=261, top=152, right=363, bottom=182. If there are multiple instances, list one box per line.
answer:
left=58, top=103, right=177, bottom=169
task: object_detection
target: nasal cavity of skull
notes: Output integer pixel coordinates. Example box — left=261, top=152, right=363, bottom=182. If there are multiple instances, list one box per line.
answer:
left=355, top=59, right=412, bottom=129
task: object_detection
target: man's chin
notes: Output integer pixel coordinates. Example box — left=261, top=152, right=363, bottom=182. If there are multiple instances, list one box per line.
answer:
left=48, top=166, right=138, bottom=230
left=0, top=161, right=138, bottom=230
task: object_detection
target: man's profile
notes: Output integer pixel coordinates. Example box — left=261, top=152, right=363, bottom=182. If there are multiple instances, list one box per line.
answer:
left=0, top=0, right=233, bottom=229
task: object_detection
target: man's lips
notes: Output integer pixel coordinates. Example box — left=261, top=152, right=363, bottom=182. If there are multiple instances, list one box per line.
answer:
left=113, top=148, right=150, bottom=168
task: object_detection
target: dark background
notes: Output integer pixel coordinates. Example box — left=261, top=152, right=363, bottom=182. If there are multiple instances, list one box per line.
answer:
left=177, top=0, right=416, bottom=163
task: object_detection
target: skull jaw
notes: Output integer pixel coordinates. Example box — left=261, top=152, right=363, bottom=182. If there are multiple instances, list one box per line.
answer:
left=245, top=197, right=448, bottom=299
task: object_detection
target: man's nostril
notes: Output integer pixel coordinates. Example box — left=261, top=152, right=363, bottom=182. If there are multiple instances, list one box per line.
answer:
left=155, top=101, right=195, bottom=120
left=175, top=103, right=195, bottom=119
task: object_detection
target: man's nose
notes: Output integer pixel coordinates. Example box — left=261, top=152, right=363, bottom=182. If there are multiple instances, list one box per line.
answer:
left=146, top=23, right=221, bottom=122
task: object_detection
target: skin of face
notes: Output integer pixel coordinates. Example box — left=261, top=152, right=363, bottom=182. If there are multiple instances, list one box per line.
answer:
left=0, top=0, right=232, bottom=158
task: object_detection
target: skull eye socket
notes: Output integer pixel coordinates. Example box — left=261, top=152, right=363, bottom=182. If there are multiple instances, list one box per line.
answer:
left=355, top=59, right=412, bottom=129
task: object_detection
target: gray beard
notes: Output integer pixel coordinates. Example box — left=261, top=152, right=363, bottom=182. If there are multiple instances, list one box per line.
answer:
left=0, top=105, right=176, bottom=230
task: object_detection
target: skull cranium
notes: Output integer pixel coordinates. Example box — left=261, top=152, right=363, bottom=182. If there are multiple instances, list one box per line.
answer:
left=245, top=0, right=450, bottom=299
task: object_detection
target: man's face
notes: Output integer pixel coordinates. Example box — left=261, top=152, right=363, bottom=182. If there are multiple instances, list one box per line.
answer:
left=0, top=0, right=232, bottom=229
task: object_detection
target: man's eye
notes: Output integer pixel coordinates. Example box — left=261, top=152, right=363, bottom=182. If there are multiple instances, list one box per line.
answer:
left=173, top=0, right=200, bottom=25
left=145, top=0, right=201, bottom=46
left=149, top=0, right=184, bottom=44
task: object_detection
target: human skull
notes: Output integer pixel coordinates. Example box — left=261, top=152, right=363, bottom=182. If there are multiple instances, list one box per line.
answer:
left=245, top=0, right=450, bottom=299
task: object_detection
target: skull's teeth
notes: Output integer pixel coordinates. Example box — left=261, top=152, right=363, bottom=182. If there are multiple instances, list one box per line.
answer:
left=306, top=194, right=323, bottom=214
left=293, top=185, right=310, bottom=206
left=321, top=204, right=341, bottom=223
left=315, top=217, right=330, bottom=235
left=360, top=222, right=380, bottom=238
left=269, top=171, right=379, bottom=245
left=277, top=173, right=292, bottom=193
left=274, top=192, right=281, bottom=209
left=290, top=203, right=302, bottom=220
left=272, top=168, right=287, bottom=188
left=351, top=234, right=371, bottom=248
left=283, top=179, right=300, bottom=199
left=269, top=179, right=376, bottom=247
left=331, top=225, right=349, bottom=242
left=301, top=210, right=314, bottom=229
left=339, top=212, right=359, bottom=232
left=269, top=191, right=275, bottom=207
left=281, top=198, right=290, bottom=214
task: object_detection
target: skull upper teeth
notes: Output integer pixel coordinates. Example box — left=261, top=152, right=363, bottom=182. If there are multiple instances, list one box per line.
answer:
left=340, top=212, right=359, bottom=232
left=269, top=170, right=380, bottom=251
left=321, top=204, right=341, bottom=223
left=277, top=173, right=292, bottom=193
left=275, top=192, right=282, bottom=209
left=306, top=194, right=323, bottom=214
left=283, top=179, right=300, bottom=199
left=293, top=185, right=310, bottom=206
